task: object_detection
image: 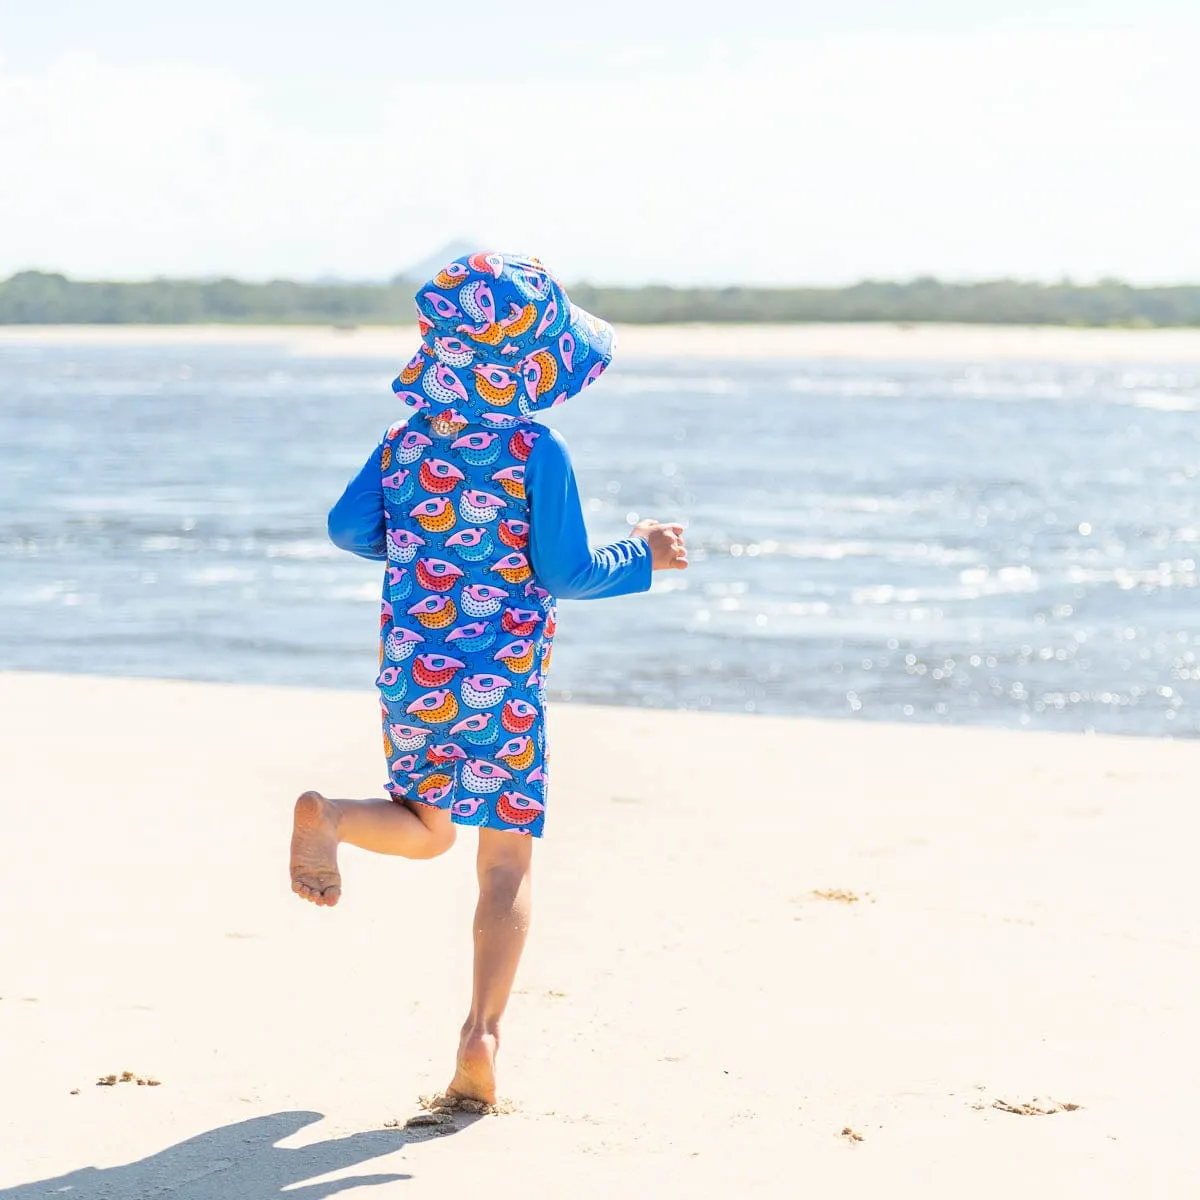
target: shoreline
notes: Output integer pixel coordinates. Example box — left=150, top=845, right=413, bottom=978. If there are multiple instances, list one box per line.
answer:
left=4, top=321, right=1200, bottom=361
left=0, top=666, right=1187, bottom=745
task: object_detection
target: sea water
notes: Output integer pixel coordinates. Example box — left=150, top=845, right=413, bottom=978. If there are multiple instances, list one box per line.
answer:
left=1, top=338, right=1197, bottom=737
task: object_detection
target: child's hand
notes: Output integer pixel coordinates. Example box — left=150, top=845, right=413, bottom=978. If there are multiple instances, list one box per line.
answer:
left=632, top=520, right=689, bottom=571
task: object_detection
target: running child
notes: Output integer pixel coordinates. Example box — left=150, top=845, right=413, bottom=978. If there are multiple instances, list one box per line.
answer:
left=289, top=251, right=687, bottom=1103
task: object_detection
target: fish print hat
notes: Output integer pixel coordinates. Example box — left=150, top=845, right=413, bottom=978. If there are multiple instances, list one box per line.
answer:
left=392, top=252, right=616, bottom=422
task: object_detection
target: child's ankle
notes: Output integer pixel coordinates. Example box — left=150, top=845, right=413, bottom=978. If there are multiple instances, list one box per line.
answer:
left=461, top=1017, right=500, bottom=1041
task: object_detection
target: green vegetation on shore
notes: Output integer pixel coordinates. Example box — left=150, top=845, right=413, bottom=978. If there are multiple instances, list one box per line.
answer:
left=3, top=270, right=1200, bottom=327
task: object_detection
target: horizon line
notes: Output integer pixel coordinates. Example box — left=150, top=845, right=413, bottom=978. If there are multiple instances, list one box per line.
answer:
left=7, top=269, right=1200, bottom=291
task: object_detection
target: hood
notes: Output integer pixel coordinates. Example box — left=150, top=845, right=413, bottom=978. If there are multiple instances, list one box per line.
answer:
left=391, top=252, right=615, bottom=422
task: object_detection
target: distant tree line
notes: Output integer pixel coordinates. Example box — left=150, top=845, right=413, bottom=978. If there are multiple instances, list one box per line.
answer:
left=570, top=279, right=1200, bottom=327
left=3, top=270, right=1200, bottom=327
left=0, top=272, right=413, bottom=325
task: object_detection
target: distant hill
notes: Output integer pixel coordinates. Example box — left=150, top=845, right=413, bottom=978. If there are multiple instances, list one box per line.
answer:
left=391, top=240, right=481, bottom=285
left=2, top=269, right=1200, bottom=327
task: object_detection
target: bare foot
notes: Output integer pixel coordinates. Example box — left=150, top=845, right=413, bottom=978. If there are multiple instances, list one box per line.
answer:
left=446, top=1028, right=498, bottom=1105
left=290, top=791, right=342, bottom=907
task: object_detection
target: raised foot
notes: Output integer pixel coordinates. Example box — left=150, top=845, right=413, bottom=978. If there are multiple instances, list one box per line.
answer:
left=446, top=1029, right=498, bottom=1105
left=289, top=791, right=342, bottom=907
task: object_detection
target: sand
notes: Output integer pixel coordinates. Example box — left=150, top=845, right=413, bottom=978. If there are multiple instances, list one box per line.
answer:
left=5, top=321, right=1200, bottom=362
left=2, top=670, right=1199, bottom=1198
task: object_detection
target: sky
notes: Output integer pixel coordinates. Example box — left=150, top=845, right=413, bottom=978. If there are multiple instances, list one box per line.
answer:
left=2, top=0, right=1198, bottom=285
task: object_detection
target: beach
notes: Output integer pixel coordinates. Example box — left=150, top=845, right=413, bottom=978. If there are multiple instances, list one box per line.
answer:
left=6, top=321, right=1200, bottom=362
left=2, top=670, right=1198, bottom=1197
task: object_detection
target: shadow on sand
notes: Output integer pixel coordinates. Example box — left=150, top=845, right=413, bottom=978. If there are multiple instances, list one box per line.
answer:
left=0, top=1109, right=473, bottom=1199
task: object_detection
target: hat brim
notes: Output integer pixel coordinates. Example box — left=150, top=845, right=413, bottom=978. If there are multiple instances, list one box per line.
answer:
left=392, top=303, right=616, bottom=420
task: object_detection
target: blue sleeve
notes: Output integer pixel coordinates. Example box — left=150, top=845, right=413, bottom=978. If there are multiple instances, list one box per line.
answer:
left=328, top=441, right=387, bottom=560
left=525, top=427, right=652, bottom=600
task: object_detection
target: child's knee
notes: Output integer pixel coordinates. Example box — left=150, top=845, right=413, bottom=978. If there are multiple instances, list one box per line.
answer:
left=426, top=819, right=457, bottom=858
left=476, top=832, right=532, bottom=894
left=408, top=808, right=456, bottom=858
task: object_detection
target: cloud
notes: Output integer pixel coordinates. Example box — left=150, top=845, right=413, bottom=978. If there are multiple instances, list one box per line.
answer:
left=1, top=31, right=1197, bottom=284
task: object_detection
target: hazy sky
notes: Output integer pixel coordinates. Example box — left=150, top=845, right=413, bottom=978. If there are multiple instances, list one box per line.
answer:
left=2, top=0, right=1198, bottom=284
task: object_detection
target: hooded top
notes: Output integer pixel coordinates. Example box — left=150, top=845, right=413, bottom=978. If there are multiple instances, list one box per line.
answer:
left=332, top=251, right=647, bottom=599
left=330, top=251, right=650, bottom=617
left=392, top=252, right=616, bottom=423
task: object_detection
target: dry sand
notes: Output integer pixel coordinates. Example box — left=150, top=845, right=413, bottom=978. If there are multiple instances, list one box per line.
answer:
left=5, top=321, right=1200, bottom=362
left=2, top=671, right=1199, bottom=1198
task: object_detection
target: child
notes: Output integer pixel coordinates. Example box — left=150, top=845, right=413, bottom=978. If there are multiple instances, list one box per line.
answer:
left=289, top=252, right=687, bottom=1104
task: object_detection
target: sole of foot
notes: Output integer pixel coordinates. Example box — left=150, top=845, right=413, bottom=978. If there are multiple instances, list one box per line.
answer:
left=289, top=791, right=342, bottom=907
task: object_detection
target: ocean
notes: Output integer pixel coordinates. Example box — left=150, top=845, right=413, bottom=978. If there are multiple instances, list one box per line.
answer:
left=1, top=337, right=1197, bottom=737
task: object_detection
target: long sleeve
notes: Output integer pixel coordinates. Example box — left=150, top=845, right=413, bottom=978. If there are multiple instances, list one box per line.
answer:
left=525, top=426, right=652, bottom=600
left=328, top=441, right=387, bottom=561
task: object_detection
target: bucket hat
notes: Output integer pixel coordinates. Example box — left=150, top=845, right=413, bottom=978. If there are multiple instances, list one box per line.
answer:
left=392, top=252, right=615, bottom=422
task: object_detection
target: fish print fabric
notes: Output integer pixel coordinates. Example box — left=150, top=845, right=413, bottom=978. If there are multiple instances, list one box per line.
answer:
left=376, top=253, right=618, bottom=837
left=394, top=251, right=615, bottom=420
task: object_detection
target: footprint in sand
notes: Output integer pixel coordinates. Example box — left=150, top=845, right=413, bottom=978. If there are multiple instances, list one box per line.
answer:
left=394, top=1113, right=454, bottom=1130
left=421, top=1092, right=516, bottom=1116
left=383, top=1093, right=516, bottom=1131
left=96, top=1071, right=161, bottom=1087
left=805, top=889, right=876, bottom=905
left=990, top=1097, right=1081, bottom=1116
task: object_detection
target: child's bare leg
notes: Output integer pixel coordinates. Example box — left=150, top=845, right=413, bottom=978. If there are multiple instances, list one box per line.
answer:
left=289, top=791, right=455, bottom=907
left=447, top=828, right=534, bottom=1104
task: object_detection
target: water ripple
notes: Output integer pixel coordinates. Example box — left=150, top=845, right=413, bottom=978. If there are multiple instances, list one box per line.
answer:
left=1, top=343, right=1197, bottom=736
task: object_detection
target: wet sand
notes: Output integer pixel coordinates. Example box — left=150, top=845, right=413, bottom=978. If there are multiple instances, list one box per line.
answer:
left=1, top=671, right=1198, bottom=1198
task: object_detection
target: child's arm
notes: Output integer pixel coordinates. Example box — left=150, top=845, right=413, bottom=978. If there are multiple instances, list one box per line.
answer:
left=327, top=441, right=387, bottom=560
left=526, top=427, right=686, bottom=600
